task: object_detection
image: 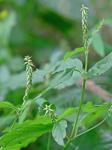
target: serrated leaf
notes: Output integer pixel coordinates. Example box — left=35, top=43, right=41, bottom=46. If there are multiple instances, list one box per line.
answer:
left=0, top=101, right=16, bottom=110
left=88, top=52, right=112, bottom=78
left=64, top=47, right=85, bottom=60
left=92, top=33, right=105, bottom=57
left=0, top=116, right=53, bottom=150
left=52, top=120, right=67, bottom=146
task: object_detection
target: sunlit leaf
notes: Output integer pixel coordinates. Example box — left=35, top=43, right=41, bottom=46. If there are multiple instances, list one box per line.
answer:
left=64, top=47, right=85, bottom=60
left=58, top=107, right=78, bottom=121
left=0, top=116, right=53, bottom=150
left=0, top=101, right=16, bottom=110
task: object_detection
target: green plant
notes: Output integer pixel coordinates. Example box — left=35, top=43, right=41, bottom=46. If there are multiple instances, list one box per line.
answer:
left=0, top=4, right=112, bottom=150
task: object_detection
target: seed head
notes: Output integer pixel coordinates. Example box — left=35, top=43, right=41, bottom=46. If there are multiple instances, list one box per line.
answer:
left=81, top=4, right=89, bottom=50
left=23, top=56, right=34, bottom=103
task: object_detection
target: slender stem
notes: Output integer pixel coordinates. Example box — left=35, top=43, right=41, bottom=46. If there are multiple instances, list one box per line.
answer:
left=68, top=4, right=89, bottom=141
left=64, top=53, right=88, bottom=149
left=85, top=51, right=88, bottom=72
left=64, top=28, right=89, bottom=150
left=75, top=118, right=106, bottom=138
left=47, top=133, right=51, bottom=150
left=11, top=116, right=17, bottom=128
left=70, top=43, right=89, bottom=139
left=63, top=118, right=106, bottom=150
left=34, top=87, right=50, bottom=101
left=70, top=79, right=86, bottom=138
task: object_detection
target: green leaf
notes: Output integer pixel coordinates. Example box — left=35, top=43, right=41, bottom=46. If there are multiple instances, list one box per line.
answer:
left=0, top=116, right=53, bottom=150
left=54, top=58, right=83, bottom=73
left=64, top=47, right=85, bottom=60
left=92, top=33, right=105, bottom=57
left=88, top=52, right=112, bottom=78
left=0, top=101, right=16, bottom=110
left=50, top=58, right=82, bottom=89
left=52, top=120, right=67, bottom=146
left=50, top=70, right=81, bottom=89
left=18, top=101, right=32, bottom=123
left=81, top=103, right=110, bottom=127
left=0, top=115, right=15, bottom=129
left=58, top=107, right=78, bottom=121
left=82, top=102, right=95, bottom=113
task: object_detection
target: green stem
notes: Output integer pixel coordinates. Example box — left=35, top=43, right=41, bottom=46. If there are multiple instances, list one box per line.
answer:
left=63, top=118, right=105, bottom=150
left=47, top=133, right=51, bottom=150
left=75, top=118, right=106, bottom=138
left=64, top=49, right=89, bottom=150
left=34, top=87, right=50, bottom=100
left=85, top=51, right=88, bottom=72
left=70, top=50, right=88, bottom=139
left=70, top=79, right=86, bottom=138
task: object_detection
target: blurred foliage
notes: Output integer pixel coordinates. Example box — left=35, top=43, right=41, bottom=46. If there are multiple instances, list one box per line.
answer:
left=0, top=0, right=112, bottom=150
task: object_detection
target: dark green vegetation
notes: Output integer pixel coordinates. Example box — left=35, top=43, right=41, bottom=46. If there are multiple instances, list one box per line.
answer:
left=0, top=1, right=112, bottom=150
